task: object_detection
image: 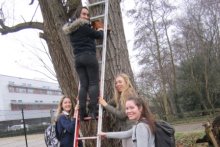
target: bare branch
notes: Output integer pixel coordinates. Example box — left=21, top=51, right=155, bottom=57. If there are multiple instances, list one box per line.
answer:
left=0, top=20, right=43, bottom=35
left=30, top=3, right=39, bottom=22
left=0, top=7, right=5, bottom=22
left=29, top=0, right=35, bottom=5
left=39, top=39, right=53, bottom=62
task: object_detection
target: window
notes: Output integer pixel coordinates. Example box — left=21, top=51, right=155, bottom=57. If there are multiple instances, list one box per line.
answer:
left=47, top=90, right=53, bottom=95
left=9, top=81, right=15, bottom=85
left=8, top=86, right=15, bottom=92
left=18, top=88, right=26, bottom=93
left=27, top=88, right=34, bottom=93
left=11, top=100, right=16, bottom=103
left=18, top=100, right=22, bottom=103
left=8, top=85, right=62, bottom=96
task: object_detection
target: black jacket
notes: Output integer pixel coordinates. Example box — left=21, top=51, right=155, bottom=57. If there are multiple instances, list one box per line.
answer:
left=56, top=114, right=83, bottom=147
left=56, top=114, right=75, bottom=147
left=63, top=18, right=103, bottom=55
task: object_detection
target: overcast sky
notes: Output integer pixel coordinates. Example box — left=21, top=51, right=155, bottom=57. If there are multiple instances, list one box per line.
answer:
left=0, top=0, right=137, bottom=83
left=0, top=0, right=53, bottom=81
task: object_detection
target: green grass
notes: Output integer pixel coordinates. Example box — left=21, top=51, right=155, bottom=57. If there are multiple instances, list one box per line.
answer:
left=175, top=131, right=208, bottom=146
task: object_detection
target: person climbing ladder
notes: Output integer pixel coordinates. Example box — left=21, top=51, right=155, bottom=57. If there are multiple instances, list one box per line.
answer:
left=62, top=6, right=104, bottom=120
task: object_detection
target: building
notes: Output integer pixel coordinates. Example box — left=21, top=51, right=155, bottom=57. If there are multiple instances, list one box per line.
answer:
left=0, top=74, right=62, bottom=121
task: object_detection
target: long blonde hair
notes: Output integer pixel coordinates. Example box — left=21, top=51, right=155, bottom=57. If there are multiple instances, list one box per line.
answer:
left=55, top=96, right=74, bottom=121
left=113, top=73, right=137, bottom=110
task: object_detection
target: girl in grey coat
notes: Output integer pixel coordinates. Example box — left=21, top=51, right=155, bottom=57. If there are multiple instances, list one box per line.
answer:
left=99, top=73, right=137, bottom=147
left=99, top=97, right=156, bottom=147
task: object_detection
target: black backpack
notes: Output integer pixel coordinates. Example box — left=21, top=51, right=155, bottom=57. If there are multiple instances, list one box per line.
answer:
left=155, top=120, right=175, bottom=147
left=135, top=120, right=175, bottom=147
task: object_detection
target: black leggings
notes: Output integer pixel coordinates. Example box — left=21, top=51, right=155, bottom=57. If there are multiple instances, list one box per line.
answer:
left=75, top=53, right=99, bottom=116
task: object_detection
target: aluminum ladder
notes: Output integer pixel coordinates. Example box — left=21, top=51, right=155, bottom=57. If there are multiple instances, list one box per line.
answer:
left=73, top=0, right=109, bottom=147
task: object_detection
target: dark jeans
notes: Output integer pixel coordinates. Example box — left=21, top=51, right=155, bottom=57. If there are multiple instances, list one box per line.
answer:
left=75, top=52, right=99, bottom=117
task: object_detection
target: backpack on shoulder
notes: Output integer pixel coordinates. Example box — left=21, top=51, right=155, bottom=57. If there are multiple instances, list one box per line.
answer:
left=155, top=120, right=175, bottom=147
left=44, top=122, right=64, bottom=147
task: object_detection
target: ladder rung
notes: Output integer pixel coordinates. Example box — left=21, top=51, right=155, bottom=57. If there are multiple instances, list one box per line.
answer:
left=77, top=136, right=98, bottom=140
left=88, top=1, right=105, bottom=7
left=96, top=44, right=103, bottom=48
left=81, top=116, right=99, bottom=121
left=90, top=14, right=105, bottom=21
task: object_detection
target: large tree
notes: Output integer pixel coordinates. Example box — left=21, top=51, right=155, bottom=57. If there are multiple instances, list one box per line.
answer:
left=0, top=0, right=134, bottom=146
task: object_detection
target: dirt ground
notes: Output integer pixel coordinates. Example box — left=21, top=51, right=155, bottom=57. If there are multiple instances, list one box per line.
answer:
left=0, top=122, right=205, bottom=147
left=0, top=133, right=46, bottom=147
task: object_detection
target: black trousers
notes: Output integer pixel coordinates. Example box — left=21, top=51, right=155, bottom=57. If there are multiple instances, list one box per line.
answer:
left=75, top=52, right=99, bottom=117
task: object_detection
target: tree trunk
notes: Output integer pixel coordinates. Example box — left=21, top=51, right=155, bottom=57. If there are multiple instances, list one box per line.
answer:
left=38, top=0, right=79, bottom=98
left=1, top=0, right=134, bottom=146
left=104, top=0, right=135, bottom=98
left=163, top=16, right=182, bottom=117
left=149, top=3, right=171, bottom=119
left=39, top=0, right=134, bottom=146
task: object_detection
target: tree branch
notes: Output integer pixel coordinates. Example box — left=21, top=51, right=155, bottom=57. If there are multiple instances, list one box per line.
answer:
left=29, top=0, right=35, bottom=5
left=0, top=19, right=43, bottom=35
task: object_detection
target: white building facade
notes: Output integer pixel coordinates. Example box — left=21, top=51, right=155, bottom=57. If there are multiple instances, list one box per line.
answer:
left=0, top=74, right=62, bottom=121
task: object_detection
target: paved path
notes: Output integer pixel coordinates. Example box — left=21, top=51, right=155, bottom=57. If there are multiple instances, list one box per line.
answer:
left=0, top=134, right=46, bottom=147
left=174, top=121, right=204, bottom=133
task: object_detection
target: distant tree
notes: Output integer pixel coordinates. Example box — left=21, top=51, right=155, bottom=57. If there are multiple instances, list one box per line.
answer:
left=174, top=0, right=220, bottom=111
left=127, top=0, right=178, bottom=119
left=128, top=0, right=220, bottom=117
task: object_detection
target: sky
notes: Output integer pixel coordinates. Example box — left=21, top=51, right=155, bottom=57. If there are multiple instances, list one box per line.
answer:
left=0, top=0, right=137, bottom=83
left=0, top=0, right=55, bottom=81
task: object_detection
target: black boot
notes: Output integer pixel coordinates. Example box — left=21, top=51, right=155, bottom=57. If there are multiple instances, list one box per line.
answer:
left=88, top=104, right=98, bottom=120
left=79, top=107, right=87, bottom=121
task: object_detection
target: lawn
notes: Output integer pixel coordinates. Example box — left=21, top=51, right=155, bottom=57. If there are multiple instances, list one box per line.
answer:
left=175, top=131, right=210, bottom=147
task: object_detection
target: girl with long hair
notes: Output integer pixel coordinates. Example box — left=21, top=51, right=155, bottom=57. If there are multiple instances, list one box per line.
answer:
left=99, top=73, right=137, bottom=147
left=99, top=97, right=156, bottom=147
left=55, top=96, right=82, bottom=147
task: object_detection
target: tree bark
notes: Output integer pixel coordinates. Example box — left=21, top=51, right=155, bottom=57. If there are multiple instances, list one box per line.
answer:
left=38, top=0, right=79, bottom=98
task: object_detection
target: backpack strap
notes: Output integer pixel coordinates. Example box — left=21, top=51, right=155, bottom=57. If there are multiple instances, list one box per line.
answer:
left=133, top=120, right=142, bottom=142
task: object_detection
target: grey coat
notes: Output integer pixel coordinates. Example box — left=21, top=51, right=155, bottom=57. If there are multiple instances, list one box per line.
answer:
left=105, top=122, right=155, bottom=147
left=104, top=90, right=137, bottom=147
left=104, top=99, right=135, bottom=147
left=105, top=100, right=135, bottom=131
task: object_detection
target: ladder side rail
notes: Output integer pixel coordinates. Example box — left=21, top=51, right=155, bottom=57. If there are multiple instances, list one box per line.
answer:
left=96, top=0, right=109, bottom=147
left=74, top=83, right=80, bottom=147
left=73, top=108, right=79, bottom=147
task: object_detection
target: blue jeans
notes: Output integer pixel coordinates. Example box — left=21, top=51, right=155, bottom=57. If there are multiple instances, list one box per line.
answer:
left=75, top=52, right=99, bottom=117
